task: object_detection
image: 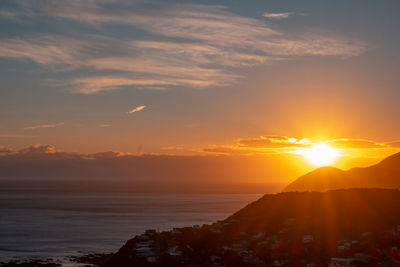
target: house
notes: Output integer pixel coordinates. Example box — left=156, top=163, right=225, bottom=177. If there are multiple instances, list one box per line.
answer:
left=329, top=255, right=370, bottom=267
left=239, top=250, right=250, bottom=257
left=361, top=232, right=372, bottom=238
left=136, top=247, right=155, bottom=258
left=145, top=229, right=157, bottom=235
left=302, top=235, right=314, bottom=243
left=138, top=234, right=149, bottom=241
left=171, top=228, right=182, bottom=235
left=146, top=256, right=157, bottom=263
left=337, top=241, right=351, bottom=253
left=353, top=253, right=371, bottom=262
left=273, top=259, right=288, bottom=266
left=231, top=242, right=246, bottom=252
left=329, top=258, right=353, bottom=267
left=136, top=240, right=154, bottom=247
left=250, top=258, right=267, bottom=267
left=168, top=246, right=182, bottom=256
left=210, top=255, right=221, bottom=262
left=251, top=232, right=266, bottom=241
left=210, top=227, right=222, bottom=233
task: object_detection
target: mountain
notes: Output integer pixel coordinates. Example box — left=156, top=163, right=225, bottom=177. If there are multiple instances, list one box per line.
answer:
left=104, top=188, right=400, bottom=266
left=283, top=152, right=400, bottom=192
left=227, top=188, right=400, bottom=237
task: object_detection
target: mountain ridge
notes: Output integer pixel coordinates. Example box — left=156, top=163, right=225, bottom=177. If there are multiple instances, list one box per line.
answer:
left=283, top=152, right=400, bottom=192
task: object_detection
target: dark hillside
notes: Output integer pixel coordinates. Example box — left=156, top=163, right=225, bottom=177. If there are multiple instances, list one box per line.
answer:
left=105, top=188, right=400, bottom=266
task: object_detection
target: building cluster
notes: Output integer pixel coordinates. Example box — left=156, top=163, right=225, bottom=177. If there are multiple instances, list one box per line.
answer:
left=123, top=220, right=400, bottom=267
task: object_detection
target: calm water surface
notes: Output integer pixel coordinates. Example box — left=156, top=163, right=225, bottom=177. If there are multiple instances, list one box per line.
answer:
left=0, top=193, right=260, bottom=263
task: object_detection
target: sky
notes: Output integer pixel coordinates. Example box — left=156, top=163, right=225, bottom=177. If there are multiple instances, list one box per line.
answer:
left=1, top=0, right=400, bottom=184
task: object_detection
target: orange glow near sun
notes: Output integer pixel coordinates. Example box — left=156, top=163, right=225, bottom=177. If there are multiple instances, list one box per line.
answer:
left=302, top=143, right=339, bottom=166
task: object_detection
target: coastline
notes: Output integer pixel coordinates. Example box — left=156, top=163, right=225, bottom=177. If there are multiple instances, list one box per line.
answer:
left=0, top=192, right=261, bottom=266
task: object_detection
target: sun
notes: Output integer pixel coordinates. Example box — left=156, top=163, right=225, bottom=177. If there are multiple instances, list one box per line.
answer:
left=302, top=143, right=339, bottom=166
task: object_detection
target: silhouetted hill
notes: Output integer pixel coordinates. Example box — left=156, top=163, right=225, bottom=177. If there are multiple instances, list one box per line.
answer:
left=228, top=188, right=400, bottom=237
left=105, top=188, right=400, bottom=266
left=283, top=152, right=400, bottom=192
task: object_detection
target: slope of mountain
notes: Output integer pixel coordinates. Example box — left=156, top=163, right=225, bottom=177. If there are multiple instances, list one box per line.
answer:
left=227, top=188, right=400, bottom=236
left=105, top=188, right=400, bottom=266
left=283, top=152, right=400, bottom=192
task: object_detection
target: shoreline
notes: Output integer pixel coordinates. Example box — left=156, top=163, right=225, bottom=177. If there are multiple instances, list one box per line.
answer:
left=0, top=253, right=113, bottom=267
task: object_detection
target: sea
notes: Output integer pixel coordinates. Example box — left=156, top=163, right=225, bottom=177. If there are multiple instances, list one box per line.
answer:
left=0, top=193, right=261, bottom=265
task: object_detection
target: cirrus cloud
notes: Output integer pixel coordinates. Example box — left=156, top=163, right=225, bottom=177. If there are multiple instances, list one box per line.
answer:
left=325, top=139, right=386, bottom=149
left=0, top=1, right=371, bottom=94
left=23, top=122, right=64, bottom=130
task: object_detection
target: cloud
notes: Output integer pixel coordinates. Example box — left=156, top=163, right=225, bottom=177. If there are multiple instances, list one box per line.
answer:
left=199, top=136, right=400, bottom=156
left=1, top=144, right=133, bottom=160
left=23, top=122, right=64, bottom=130
left=198, top=135, right=307, bottom=156
left=161, top=146, right=184, bottom=151
left=0, top=9, right=21, bottom=21
left=127, top=105, right=146, bottom=114
left=0, top=35, right=88, bottom=68
left=386, top=141, right=400, bottom=148
left=99, top=124, right=112, bottom=128
left=0, top=145, right=13, bottom=153
left=0, top=1, right=370, bottom=93
left=326, top=139, right=386, bottom=149
left=88, top=151, right=133, bottom=159
left=2, top=139, right=399, bottom=168
left=19, top=144, right=57, bottom=154
left=199, top=146, right=250, bottom=155
left=70, top=77, right=172, bottom=94
left=263, top=12, right=293, bottom=20
left=0, top=144, right=293, bottom=191
left=238, top=135, right=311, bottom=148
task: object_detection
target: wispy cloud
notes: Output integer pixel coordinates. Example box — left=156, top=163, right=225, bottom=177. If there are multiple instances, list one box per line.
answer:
left=199, top=136, right=400, bottom=156
left=99, top=124, right=112, bottom=128
left=70, top=76, right=175, bottom=94
left=0, top=133, right=34, bottom=138
left=0, top=9, right=21, bottom=21
left=0, top=1, right=371, bottom=94
left=161, top=145, right=184, bottom=151
left=127, top=105, right=146, bottom=114
left=386, top=141, right=400, bottom=148
left=263, top=12, right=293, bottom=20
left=24, top=122, right=64, bottom=130
left=326, top=139, right=386, bottom=149
left=238, top=135, right=311, bottom=148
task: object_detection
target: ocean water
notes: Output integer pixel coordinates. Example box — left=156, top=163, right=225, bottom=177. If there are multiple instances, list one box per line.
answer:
left=0, top=193, right=260, bottom=264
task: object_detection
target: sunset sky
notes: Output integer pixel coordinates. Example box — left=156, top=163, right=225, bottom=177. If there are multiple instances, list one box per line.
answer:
left=1, top=0, right=400, bottom=183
